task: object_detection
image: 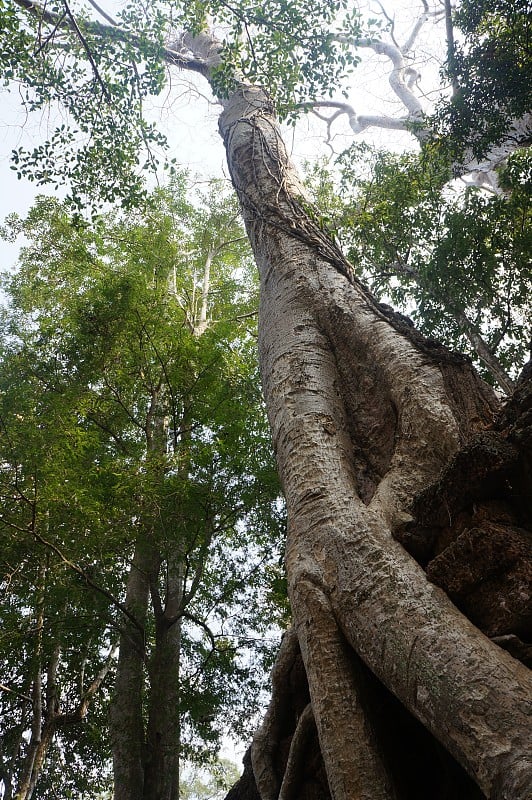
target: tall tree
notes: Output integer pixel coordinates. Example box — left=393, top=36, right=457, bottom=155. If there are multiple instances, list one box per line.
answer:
left=1, top=2, right=531, bottom=799
left=0, top=184, right=284, bottom=799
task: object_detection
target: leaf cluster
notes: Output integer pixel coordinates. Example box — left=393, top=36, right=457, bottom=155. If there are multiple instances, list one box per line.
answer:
left=1, top=0, right=168, bottom=208
left=307, top=146, right=531, bottom=384
left=436, top=0, right=532, bottom=161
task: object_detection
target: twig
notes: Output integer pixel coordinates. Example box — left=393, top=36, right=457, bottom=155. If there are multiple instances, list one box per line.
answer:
left=61, top=0, right=112, bottom=102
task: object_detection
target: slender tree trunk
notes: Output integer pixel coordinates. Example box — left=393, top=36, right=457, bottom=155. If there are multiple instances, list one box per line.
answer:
left=144, top=588, right=182, bottom=800
left=218, top=84, right=532, bottom=800
left=15, top=562, right=46, bottom=800
left=16, top=592, right=64, bottom=800
left=110, top=542, right=151, bottom=800
left=112, top=392, right=185, bottom=800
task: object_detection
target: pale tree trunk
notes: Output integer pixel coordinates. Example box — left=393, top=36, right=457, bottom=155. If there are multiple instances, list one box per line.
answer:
left=216, top=84, right=532, bottom=800
left=110, top=541, right=152, bottom=800
left=11, top=561, right=117, bottom=800
left=16, top=598, right=66, bottom=800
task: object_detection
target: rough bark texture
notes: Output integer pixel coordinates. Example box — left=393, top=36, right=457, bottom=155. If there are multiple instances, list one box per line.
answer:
left=217, top=85, right=532, bottom=800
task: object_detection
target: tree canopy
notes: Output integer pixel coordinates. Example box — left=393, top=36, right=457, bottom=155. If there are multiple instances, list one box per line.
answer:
left=0, top=180, right=285, bottom=798
left=3, top=0, right=530, bottom=206
left=304, top=144, right=531, bottom=392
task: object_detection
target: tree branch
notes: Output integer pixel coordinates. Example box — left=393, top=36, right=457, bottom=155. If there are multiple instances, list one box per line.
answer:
left=13, top=0, right=210, bottom=75
left=390, top=257, right=515, bottom=393
left=60, top=0, right=111, bottom=102
left=0, top=683, right=34, bottom=704
left=31, top=529, right=145, bottom=636
left=57, top=640, right=119, bottom=724
left=303, top=99, right=412, bottom=139
left=335, top=34, right=424, bottom=120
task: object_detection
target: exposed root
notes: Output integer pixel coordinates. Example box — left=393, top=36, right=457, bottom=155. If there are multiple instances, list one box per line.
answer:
left=252, top=627, right=301, bottom=800
left=292, top=578, right=397, bottom=800
left=278, top=703, right=315, bottom=800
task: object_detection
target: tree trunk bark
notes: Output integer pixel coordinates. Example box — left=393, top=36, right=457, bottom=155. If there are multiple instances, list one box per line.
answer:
left=110, top=542, right=151, bottom=800
left=218, top=85, right=532, bottom=800
left=143, top=552, right=183, bottom=800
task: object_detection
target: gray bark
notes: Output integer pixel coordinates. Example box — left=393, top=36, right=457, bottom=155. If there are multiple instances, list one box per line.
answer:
left=110, top=543, right=151, bottom=800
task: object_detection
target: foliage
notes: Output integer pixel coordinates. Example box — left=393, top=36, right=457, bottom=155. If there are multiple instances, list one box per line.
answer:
left=180, top=757, right=241, bottom=800
left=436, top=0, right=532, bottom=161
left=0, top=178, right=286, bottom=796
left=0, top=0, right=380, bottom=207
left=199, top=0, right=363, bottom=115
left=305, top=146, right=531, bottom=383
left=1, top=0, right=169, bottom=209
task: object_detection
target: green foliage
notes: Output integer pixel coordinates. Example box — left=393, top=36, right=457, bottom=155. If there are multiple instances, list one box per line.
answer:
left=180, top=757, right=240, bottom=800
left=1, top=0, right=169, bottom=209
left=0, top=0, right=380, bottom=206
left=306, top=147, right=531, bottom=383
left=0, top=177, right=285, bottom=796
left=436, top=0, right=532, bottom=160
left=203, top=0, right=362, bottom=115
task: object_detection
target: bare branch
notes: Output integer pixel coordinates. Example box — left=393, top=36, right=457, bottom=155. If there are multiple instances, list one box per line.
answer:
left=0, top=683, right=34, bottom=704
left=181, top=612, right=217, bottom=653
left=60, top=0, right=111, bottom=102
left=65, top=640, right=119, bottom=721
left=336, top=34, right=424, bottom=119
left=304, top=100, right=412, bottom=135
left=372, top=1, right=399, bottom=49
left=86, top=0, right=117, bottom=27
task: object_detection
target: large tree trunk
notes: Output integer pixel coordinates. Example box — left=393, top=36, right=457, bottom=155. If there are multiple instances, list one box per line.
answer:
left=218, top=85, right=532, bottom=800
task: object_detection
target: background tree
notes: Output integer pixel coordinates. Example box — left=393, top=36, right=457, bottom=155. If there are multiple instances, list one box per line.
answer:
left=437, top=0, right=532, bottom=172
left=0, top=181, right=285, bottom=799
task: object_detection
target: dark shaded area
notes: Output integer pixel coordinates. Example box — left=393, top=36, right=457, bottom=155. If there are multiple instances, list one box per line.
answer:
left=225, top=749, right=261, bottom=800
left=226, top=650, right=329, bottom=800
left=396, top=358, right=532, bottom=654
left=225, top=363, right=531, bottom=800
left=363, top=663, right=485, bottom=800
